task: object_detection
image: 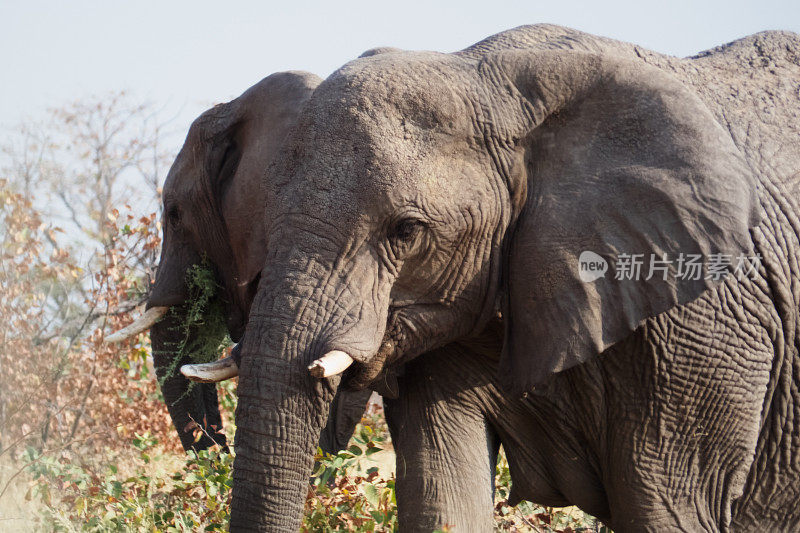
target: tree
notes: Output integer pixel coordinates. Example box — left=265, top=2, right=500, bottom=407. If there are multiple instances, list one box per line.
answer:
left=0, top=93, right=178, bottom=460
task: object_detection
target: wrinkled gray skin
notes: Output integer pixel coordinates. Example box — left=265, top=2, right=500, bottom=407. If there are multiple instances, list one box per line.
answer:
left=232, top=24, right=800, bottom=532
left=147, top=71, right=370, bottom=454
left=390, top=28, right=800, bottom=532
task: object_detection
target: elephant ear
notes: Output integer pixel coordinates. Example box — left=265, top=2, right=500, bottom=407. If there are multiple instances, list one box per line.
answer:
left=208, top=71, right=320, bottom=210
left=208, top=72, right=321, bottom=286
left=493, top=51, right=761, bottom=393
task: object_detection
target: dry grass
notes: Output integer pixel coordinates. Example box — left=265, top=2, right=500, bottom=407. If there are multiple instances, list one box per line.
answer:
left=0, top=456, right=41, bottom=530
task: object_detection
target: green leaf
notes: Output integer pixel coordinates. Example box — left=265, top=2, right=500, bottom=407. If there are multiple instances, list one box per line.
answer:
left=347, top=444, right=363, bottom=456
left=318, top=467, right=333, bottom=488
left=363, top=483, right=380, bottom=508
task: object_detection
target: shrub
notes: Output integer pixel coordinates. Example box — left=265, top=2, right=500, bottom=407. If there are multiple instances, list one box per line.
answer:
left=20, top=398, right=609, bottom=532
left=303, top=421, right=397, bottom=532
left=24, top=433, right=232, bottom=532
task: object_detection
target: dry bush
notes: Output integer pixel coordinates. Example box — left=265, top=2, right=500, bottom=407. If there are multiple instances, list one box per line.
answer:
left=0, top=96, right=183, bottom=524
left=0, top=179, right=181, bottom=462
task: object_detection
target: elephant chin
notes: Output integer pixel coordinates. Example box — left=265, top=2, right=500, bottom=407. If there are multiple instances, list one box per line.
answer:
left=225, top=305, right=246, bottom=343
left=224, top=272, right=262, bottom=343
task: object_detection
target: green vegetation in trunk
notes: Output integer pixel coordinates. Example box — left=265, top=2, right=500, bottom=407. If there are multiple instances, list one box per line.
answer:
left=158, top=260, right=232, bottom=389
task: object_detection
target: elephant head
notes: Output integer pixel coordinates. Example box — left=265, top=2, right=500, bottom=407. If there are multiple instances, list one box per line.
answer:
left=107, top=71, right=370, bottom=453
left=230, top=26, right=761, bottom=529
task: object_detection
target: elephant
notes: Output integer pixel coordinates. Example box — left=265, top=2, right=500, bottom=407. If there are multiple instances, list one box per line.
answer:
left=221, top=23, right=800, bottom=532
left=107, top=70, right=371, bottom=454
left=384, top=26, right=800, bottom=532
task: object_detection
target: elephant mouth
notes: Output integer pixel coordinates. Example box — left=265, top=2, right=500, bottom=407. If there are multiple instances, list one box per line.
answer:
left=342, top=305, right=409, bottom=391
left=225, top=272, right=261, bottom=343
left=227, top=316, right=245, bottom=343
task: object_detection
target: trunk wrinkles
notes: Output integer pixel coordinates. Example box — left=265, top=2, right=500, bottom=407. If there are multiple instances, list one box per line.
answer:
left=231, top=269, right=344, bottom=531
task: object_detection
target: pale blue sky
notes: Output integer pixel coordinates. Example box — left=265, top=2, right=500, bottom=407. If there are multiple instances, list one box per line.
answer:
left=2, top=0, right=798, bottom=144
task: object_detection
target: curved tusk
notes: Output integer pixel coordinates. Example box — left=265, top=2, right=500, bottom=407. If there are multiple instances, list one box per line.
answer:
left=105, top=306, right=169, bottom=343
left=308, top=350, right=354, bottom=378
left=180, top=356, right=239, bottom=383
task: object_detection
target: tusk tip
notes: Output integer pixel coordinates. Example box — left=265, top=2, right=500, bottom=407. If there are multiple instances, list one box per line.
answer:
left=104, top=332, right=127, bottom=344
left=180, top=357, right=238, bottom=383
left=307, top=362, right=326, bottom=379
left=307, top=350, right=354, bottom=378
left=180, top=365, right=211, bottom=383
left=104, top=306, right=169, bottom=344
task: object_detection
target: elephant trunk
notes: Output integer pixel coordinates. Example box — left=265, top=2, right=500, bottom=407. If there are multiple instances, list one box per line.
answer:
left=151, top=310, right=227, bottom=451
left=231, top=318, right=339, bottom=530
left=230, top=243, right=362, bottom=529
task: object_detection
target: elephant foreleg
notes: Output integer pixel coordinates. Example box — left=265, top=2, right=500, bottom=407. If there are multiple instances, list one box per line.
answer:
left=384, top=358, right=498, bottom=532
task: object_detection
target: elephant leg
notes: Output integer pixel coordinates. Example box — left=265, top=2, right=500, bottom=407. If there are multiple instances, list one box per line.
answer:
left=318, top=388, right=374, bottom=454
left=384, top=355, right=498, bottom=532
left=151, top=313, right=227, bottom=451
left=155, top=352, right=227, bottom=451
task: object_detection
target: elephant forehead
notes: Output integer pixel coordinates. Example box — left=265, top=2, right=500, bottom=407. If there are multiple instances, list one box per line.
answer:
left=289, top=119, right=478, bottom=195
left=188, top=101, right=237, bottom=142
left=162, top=146, right=203, bottom=201
left=269, top=53, right=488, bottom=219
left=277, top=149, right=426, bottom=212
left=274, top=136, right=491, bottom=231
left=309, top=53, right=476, bottom=138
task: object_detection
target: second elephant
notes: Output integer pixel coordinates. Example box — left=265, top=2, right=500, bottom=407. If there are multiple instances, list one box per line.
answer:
left=110, top=71, right=372, bottom=454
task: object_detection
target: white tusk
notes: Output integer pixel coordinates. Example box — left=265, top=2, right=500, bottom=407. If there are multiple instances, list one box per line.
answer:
left=308, top=350, right=354, bottom=378
left=105, top=306, right=169, bottom=343
left=180, top=356, right=239, bottom=383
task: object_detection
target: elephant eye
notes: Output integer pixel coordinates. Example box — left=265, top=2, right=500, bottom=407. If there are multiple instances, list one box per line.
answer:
left=166, top=205, right=181, bottom=227
left=388, top=218, right=426, bottom=248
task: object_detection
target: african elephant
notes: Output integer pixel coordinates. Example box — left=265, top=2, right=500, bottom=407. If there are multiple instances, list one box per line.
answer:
left=227, top=23, right=800, bottom=532
left=385, top=26, right=800, bottom=532
left=107, top=71, right=371, bottom=453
